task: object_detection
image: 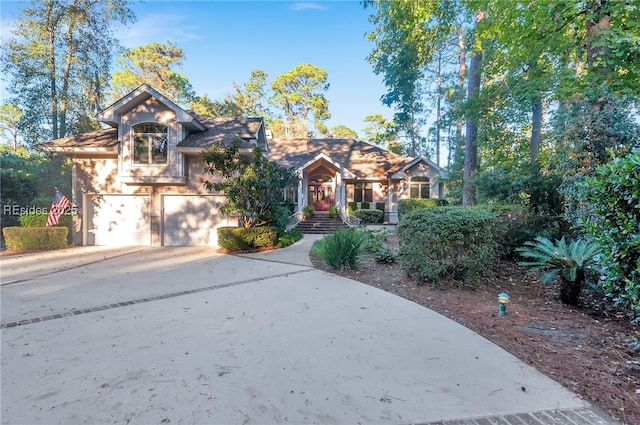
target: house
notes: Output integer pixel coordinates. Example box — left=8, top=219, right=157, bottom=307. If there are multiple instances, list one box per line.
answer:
left=38, top=84, right=445, bottom=247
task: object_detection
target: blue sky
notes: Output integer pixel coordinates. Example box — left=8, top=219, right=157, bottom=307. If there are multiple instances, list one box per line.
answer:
left=1, top=0, right=394, bottom=137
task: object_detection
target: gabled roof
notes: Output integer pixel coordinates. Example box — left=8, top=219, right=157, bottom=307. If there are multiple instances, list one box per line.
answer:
left=37, top=128, right=119, bottom=154
left=267, top=138, right=413, bottom=178
left=38, top=117, right=265, bottom=154
left=97, top=84, right=205, bottom=132
left=178, top=117, right=264, bottom=149
left=388, top=156, right=445, bottom=179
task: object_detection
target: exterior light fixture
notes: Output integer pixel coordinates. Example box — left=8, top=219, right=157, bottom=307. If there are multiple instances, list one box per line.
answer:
left=498, top=292, right=511, bottom=317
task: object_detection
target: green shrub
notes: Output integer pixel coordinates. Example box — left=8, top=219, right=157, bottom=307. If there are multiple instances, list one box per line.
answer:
left=348, top=202, right=358, bottom=213
left=360, top=201, right=370, bottom=209
left=375, top=248, right=396, bottom=264
left=271, top=205, right=291, bottom=234
left=516, top=236, right=602, bottom=306
left=398, top=206, right=498, bottom=287
left=217, top=226, right=278, bottom=251
left=302, top=205, right=315, bottom=219
left=352, top=208, right=383, bottom=224
left=375, top=202, right=385, bottom=212
left=486, top=204, right=561, bottom=259
left=19, top=212, right=73, bottom=244
left=397, top=198, right=448, bottom=220
left=2, top=227, right=68, bottom=251
left=277, top=229, right=303, bottom=248
left=579, top=149, right=640, bottom=309
left=311, top=227, right=366, bottom=271
left=329, top=206, right=339, bottom=217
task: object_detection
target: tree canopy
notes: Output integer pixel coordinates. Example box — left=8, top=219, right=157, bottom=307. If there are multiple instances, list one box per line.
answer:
left=111, top=41, right=195, bottom=105
left=1, top=0, right=135, bottom=145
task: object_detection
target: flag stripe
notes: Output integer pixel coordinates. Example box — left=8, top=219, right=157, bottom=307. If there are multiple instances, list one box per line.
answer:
left=46, top=191, right=71, bottom=227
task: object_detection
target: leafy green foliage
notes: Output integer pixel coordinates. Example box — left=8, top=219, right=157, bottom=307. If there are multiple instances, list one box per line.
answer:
left=329, top=206, right=339, bottom=217
left=397, top=198, right=447, bottom=220
left=398, top=206, right=498, bottom=287
left=352, top=208, right=383, bottom=224
left=578, top=149, right=640, bottom=309
left=516, top=236, right=601, bottom=306
left=276, top=229, right=303, bottom=248
left=375, top=202, right=385, bottom=211
left=328, top=125, right=358, bottom=139
left=360, top=202, right=370, bottom=210
left=348, top=202, right=358, bottom=214
left=1, top=149, right=72, bottom=228
left=487, top=204, right=562, bottom=259
left=217, top=226, right=279, bottom=251
left=201, top=141, right=298, bottom=228
left=111, top=41, right=194, bottom=104
left=2, top=0, right=134, bottom=143
left=3, top=227, right=67, bottom=251
left=270, top=63, right=330, bottom=138
left=302, top=205, right=315, bottom=219
left=375, top=248, right=397, bottom=264
left=311, top=227, right=366, bottom=271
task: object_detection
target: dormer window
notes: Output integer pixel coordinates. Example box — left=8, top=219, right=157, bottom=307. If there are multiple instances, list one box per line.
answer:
left=133, top=123, right=168, bottom=165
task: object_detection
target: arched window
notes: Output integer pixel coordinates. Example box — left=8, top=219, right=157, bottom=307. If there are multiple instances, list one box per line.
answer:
left=410, top=176, right=430, bottom=199
left=133, top=123, right=168, bottom=164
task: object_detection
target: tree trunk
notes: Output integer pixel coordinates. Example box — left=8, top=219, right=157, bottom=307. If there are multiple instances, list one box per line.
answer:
left=47, top=5, right=59, bottom=139
left=586, top=0, right=611, bottom=75
left=559, top=270, right=585, bottom=306
left=530, top=95, right=542, bottom=162
left=462, top=11, right=486, bottom=206
left=435, top=52, right=442, bottom=167
left=60, top=13, right=77, bottom=138
left=455, top=22, right=466, bottom=156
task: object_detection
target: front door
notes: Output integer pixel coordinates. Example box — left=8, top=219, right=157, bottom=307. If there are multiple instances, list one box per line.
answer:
left=308, top=184, right=333, bottom=211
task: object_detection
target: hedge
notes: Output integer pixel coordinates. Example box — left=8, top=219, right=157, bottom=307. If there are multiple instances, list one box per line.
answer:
left=352, top=208, right=384, bottom=224
left=19, top=212, right=73, bottom=244
left=397, top=198, right=448, bottom=220
left=3, top=227, right=68, bottom=251
left=348, top=202, right=358, bottom=213
left=217, top=226, right=279, bottom=251
left=397, top=206, right=498, bottom=287
left=375, top=202, right=385, bottom=212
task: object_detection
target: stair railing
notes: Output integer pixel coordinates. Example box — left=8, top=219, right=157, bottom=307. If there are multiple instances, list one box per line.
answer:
left=286, top=208, right=305, bottom=231
left=339, top=205, right=361, bottom=227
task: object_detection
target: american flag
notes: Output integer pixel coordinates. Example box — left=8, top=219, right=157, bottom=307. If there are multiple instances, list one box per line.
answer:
left=46, top=190, right=71, bottom=227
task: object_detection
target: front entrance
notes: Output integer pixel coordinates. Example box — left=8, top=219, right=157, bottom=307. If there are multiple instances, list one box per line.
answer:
left=308, top=182, right=333, bottom=211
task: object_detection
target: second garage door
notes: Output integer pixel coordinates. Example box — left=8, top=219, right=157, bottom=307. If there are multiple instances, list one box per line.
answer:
left=162, top=195, right=228, bottom=246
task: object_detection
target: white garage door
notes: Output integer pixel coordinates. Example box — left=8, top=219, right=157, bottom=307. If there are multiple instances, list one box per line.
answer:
left=87, top=194, right=150, bottom=245
left=162, top=195, right=226, bottom=246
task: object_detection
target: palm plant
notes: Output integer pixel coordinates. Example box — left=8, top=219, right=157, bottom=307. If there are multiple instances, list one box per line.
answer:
left=516, top=236, right=602, bottom=306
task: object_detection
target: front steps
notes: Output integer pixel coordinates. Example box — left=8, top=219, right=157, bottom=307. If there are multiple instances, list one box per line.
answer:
left=294, top=212, right=349, bottom=234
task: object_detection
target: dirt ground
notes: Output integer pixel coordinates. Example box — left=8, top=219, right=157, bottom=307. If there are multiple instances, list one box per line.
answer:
left=310, top=232, right=640, bottom=425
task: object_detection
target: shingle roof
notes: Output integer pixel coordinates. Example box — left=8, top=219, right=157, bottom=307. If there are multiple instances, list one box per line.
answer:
left=177, top=117, right=263, bottom=148
left=38, top=128, right=119, bottom=151
left=267, top=138, right=414, bottom=178
left=39, top=117, right=263, bottom=152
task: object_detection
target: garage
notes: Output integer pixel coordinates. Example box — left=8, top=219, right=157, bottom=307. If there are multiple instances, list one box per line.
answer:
left=86, top=194, right=151, bottom=245
left=161, top=195, right=227, bottom=246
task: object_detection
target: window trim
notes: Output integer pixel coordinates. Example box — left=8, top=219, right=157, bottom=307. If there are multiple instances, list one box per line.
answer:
left=352, top=182, right=373, bottom=203
left=132, top=123, right=168, bottom=165
left=409, top=176, right=430, bottom=199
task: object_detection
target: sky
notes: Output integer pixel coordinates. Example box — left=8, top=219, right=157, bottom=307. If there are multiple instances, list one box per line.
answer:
left=0, top=0, right=395, bottom=138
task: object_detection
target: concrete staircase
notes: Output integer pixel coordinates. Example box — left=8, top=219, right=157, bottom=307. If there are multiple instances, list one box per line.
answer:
left=294, top=212, right=349, bottom=234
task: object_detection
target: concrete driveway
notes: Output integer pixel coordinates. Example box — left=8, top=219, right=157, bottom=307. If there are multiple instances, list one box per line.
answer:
left=1, top=238, right=616, bottom=425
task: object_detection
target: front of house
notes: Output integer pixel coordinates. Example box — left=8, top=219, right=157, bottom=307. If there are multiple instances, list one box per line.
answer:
left=39, top=84, right=445, bottom=247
